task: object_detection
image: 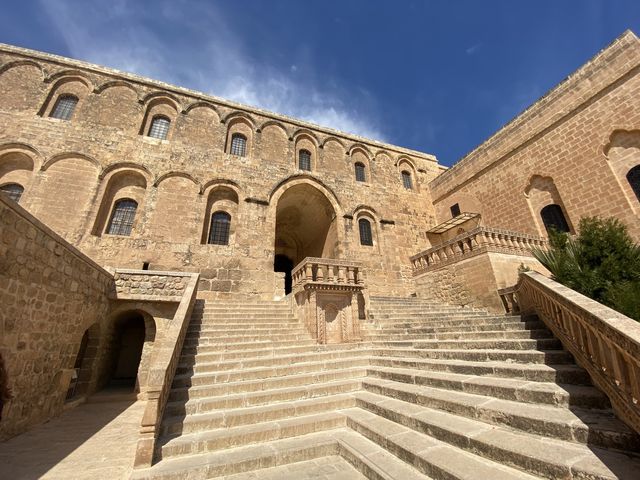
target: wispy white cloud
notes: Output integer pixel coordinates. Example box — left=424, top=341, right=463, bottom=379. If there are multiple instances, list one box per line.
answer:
left=465, top=43, right=482, bottom=55
left=37, top=0, right=386, bottom=140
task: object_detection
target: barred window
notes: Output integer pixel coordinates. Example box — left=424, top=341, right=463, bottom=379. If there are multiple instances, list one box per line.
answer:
left=106, top=199, right=138, bottom=236
left=50, top=95, right=78, bottom=120
left=401, top=170, right=412, bottom=189
left=299, top=150, right=311, bottom=171
left=627, top=165, right=640, bottom=202
left=355, top=162, right=366, bottom=182
left=540, top=204, right=570, bottom=234
left=208, top=211, right=231, bottom=245
left=358, top=218, right=373, bottom=246
left=230, top=134, right=247, bottom=157
left=148, top=116, right=171, bottom=140
left=0, top=183, right=24, bottom=202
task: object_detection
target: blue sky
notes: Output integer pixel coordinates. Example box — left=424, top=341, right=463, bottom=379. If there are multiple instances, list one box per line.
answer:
left=1, top=1, right=639, bottom=166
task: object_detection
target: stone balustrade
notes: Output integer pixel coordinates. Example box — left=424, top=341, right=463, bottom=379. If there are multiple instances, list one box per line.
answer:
left=411, top=226, right=547, bottom=275
left=517, top=271, right=640, bottom=434
left=291, top=257, right=364, bottom=290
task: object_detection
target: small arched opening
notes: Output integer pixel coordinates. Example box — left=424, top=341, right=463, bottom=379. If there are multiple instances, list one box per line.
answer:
left=274, top=254, right=294, bottom=295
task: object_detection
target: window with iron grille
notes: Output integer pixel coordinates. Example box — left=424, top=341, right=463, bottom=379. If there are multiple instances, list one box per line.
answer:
left=299, top=150, right=311, bottom=171
left=359, top=218, right=373, bottom=246
left=106, top=199, right=138, bottom=236
left=148, top=116, right=171, bottom=140
left=208, top=211, right=231, bottom=245
left=401, top=170, right=412, bottom=189
left=50, top=95, right=78, bottom=120
left=0, top=183, right=24, bottom=202
left=540, top=204, right=570, bottom=234
left=628, top=165, right=640, bottom=202
left=355, top=162, right=366, bottom=182
left=230, top=134, right=247, bottom=156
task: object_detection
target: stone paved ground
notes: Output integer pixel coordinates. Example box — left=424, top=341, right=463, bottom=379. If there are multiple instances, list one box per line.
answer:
left=221, top=456, right=366, bottom=479
left=0, top=399, right=145, bottom=480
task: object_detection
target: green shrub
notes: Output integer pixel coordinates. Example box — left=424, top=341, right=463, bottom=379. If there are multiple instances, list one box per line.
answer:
left=532, top=217, right=640, bottom=321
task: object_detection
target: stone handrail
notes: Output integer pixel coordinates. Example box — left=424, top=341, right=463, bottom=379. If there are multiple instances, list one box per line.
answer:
left=291, top=257, right=364, bottom=290
left=411, top=226, right=547, bottom=275
left=517, top=271, right=640, bottom=434
left=131, top=269, right=200, bottom=468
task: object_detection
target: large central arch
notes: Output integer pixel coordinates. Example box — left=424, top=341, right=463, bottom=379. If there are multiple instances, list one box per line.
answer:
left=271, top=177, right=342, bottom=292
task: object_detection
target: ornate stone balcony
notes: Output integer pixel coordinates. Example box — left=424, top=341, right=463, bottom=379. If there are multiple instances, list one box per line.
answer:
left=291, top=257, right=366, bottom=344
left=411, top=226, right=547, bottom=275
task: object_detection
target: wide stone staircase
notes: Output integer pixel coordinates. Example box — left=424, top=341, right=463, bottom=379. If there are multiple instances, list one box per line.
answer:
left=132, top=296, right=640, bottom=479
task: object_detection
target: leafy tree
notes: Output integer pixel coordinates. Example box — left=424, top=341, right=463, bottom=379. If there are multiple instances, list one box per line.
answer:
left=532, top=217, right=640, bottom=321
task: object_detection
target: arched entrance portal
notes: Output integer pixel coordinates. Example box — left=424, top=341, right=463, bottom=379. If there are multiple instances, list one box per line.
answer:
left=274, top=183, right=339, bottom=293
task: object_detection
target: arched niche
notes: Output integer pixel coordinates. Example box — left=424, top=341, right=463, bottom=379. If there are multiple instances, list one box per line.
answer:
left=604, top=130, right=640, bottom=211
left=0, top=150, right=36, bottom=200
left=92, top=169, right=148, bottom=236
left=260, top=123, right=289, bottom=163
left=178, top=103, right=222, bottom=149
left=139, top=96, right=179, bottom=140
left=201, top=185, right=240, bottom=245
left=0, top=62, right=45, bottom=111
left=39, top=77, right=91, bottom=120
left=86, top=83, right=141, bottom=132
left=225, top=115, right=254, bottom=157
left=524, top=175, right=574, bottom=236
left=321, top=137, right=346, bottom=172
left=150, top=174, right=200, bottom=242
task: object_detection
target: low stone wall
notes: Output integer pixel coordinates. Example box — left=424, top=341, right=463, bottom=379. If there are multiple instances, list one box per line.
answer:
left=113, top=270, right=191, bottom=301
left=0, top=195, right=113, bottom=440
left=414, top=252, right=545, bottom=312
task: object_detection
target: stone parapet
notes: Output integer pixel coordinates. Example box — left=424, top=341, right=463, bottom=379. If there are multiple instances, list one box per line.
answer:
left=112, top=269, right=191, bottom=301
left=517, top=271, right=640, bottom=434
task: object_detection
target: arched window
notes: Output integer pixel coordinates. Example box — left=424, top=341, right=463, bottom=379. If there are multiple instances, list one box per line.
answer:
left=355, top=162, right=366, bottom=182
left=50, top=95, right=78, bottom=120
left=0, top=183, right=24, bottom=202
left=401, top=170, right=412, bottom=190
left=627, top=165, right=640, bottom=202
left=358, top=218, right=373, bottom=246
left=299, top=150, right=311, bottom=171
left=540, top=204, right=570, bottom=234
left=106, top=199, right=138, bottom=236
left=208, top=211, right=231, bottom=245
left=230, top=134, right=247, bottom=157
left=147, top=115, right=171, bottom=140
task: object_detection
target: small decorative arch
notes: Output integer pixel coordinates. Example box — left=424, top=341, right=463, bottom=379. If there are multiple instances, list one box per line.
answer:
left=374, top=150, right=393, bottom=163
left=352, top=204, right=378, bottom=217
left=292, top=129, right=320, bottom=145
left=201, top=185, right=239, bottom=245
left=201, top=178, right=242, bottom=196
left=0, top=142, right=42, bottom=170
left=42, top=152, right=101, bottom=172
left=257, top=120, right=289, bottom=136
left=38, top=75, right=92, bottom=118
left=93, top=80, right=141, bottom=99
left=348, top=144, right=373, bottom=159
left=100, top=162, right=153, bottom=182
left=225, top=115, right=255, bottom=156
left=603, top=129, right=640, bottom=212
left=222, top=111, right=257, bottom=128
left=397, top=157, right=418, bottom=191
left=139, top=91, right=182, bottom=111
left=182, top=101, right=220, bottom=116
left=524, top=174, right=573, bottom=235
left=352, top=205, right=379, bottom=250
left=154, top=171, right=201, bottom=191
left=320, top=136, right=347, bottom=150
left=0, top=59, right=46, bottom=78
left=294, top=133, right=318, bottom=171
left=44, top=70, right=93, bottom=89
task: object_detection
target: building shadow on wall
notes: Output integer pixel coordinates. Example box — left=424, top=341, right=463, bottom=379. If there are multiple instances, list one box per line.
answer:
left=0, top=397, right=138, bottom=479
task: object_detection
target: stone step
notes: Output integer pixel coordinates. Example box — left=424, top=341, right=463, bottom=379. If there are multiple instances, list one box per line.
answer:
left=352, top=392, right=640, bottom=478
left=180, top=338, right=318, bottom=354
left=365, top=366, right=608, bottom=408
left=188, top=318, right=299, bottom=325
left=220, top=456, right=368, bottom=480
left=373, top=347, right=574, bottom=365
left=168, top=367, right=368, bottom=401
left=369, top=356, right=591, bottom=384
left=372, top=311, right=491, bottom=320
left=373, top=347, right=574, bottom=364
left=172, top=357, right=371, bottom=388
left=361, top=377, right=632, bottom=446
left=373, top=338, right=563, bottom=351
left=373, top=317, right=538, bottom=329
left=178, top=348, right=371, bottom=374
left=182, top=333, right=311, bottom=345
left=158, top=411, right=346, bottom=459
left=196, top=313, right=297, bottom=320
left=366, top=320, right=545, bottom=334
left=186, top=325, right=306, bottom=334
left=161, top=393, right=357, bottom=436
left=344, top=407, right=539, bottom=480
left=363, top=329, right=552, bottom=341
left=166, top=378, right=363, bottom=415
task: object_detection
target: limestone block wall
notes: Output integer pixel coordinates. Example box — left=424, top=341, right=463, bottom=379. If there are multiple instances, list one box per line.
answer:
left=0, top=43, right=442, bottom=298
left=414, top=252, right=546, bottom=312
left=430, top=31, right=640, bottom=242
left=0, top=194, right=113, bottom=440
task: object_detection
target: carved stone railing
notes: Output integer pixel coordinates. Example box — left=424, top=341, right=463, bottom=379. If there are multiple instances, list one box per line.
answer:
left=498, top=285, right=520, bottom=314
left=411, top=226, right=547, bottom=275
left=517, top=271, right=640, bottom=434
left=131, top=270, right=200, bottom=468
left=291, top=257, right=365, bottom=344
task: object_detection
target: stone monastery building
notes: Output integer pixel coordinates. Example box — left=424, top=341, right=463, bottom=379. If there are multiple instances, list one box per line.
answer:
left=1, top=30, right=640, bottom=480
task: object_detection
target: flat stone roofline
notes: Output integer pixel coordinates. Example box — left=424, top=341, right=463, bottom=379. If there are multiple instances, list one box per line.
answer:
left=0, top=43, right=437, bottom=164
left=429, top=29, right=640, bottom=197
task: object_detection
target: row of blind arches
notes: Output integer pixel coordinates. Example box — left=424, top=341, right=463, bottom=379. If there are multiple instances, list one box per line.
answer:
left=105, top=198, right=375, bottom=246
left=46, top=95, right=417, bottom=188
